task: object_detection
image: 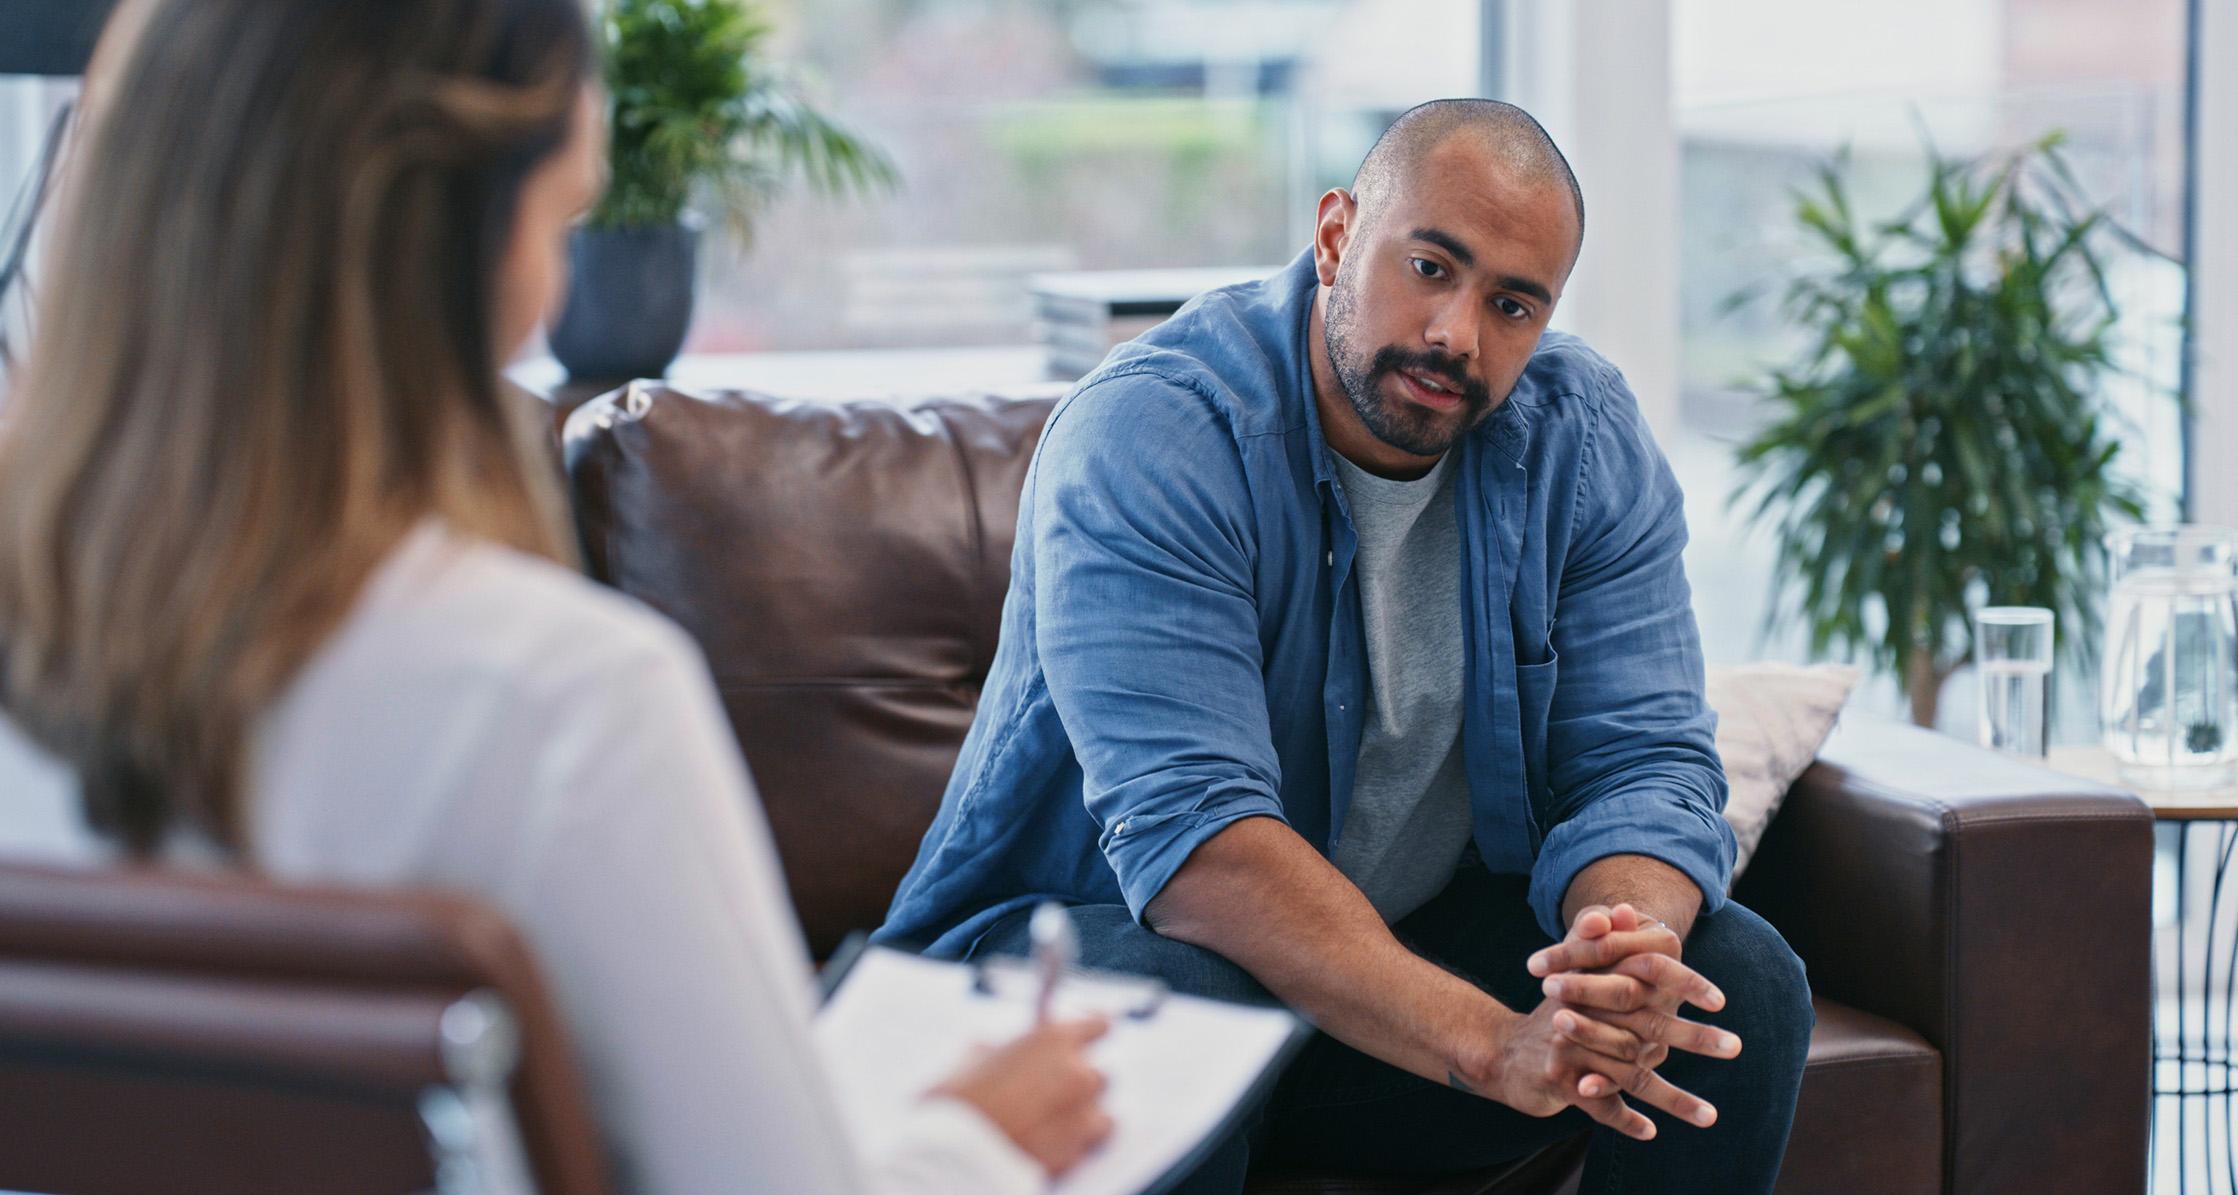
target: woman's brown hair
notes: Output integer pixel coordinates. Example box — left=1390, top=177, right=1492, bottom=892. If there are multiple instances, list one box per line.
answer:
left=0, top=0, right=594, bottom=853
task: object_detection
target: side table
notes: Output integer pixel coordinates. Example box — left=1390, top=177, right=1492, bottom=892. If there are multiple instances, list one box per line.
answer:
left=2050, top=745, right=2238, bottom=1194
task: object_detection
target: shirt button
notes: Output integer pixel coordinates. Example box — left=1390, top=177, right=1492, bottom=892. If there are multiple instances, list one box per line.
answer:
left=1325, top=550, right=1333, bottom=566
left=1114, top=819, right=1129, bottom=834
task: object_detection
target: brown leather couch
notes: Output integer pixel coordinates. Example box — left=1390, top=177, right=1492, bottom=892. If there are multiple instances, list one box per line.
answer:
left=563, top=382, right=2155, bottom=1195
left=0, top=861, right=609, bottom=1195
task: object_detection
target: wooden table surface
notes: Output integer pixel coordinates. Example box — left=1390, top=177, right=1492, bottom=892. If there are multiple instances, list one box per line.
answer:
left=2048, top=744, right=2238, bottom=821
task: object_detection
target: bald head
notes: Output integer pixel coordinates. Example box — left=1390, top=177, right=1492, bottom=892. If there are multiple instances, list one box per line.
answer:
left=1352, top=99, right=1582, bottom=250
left=1306, top=99, right=1584, bottom=476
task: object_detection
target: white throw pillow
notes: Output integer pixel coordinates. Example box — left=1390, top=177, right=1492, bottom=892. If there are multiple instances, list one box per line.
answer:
left=1705, top=662, right=1859, bottom=880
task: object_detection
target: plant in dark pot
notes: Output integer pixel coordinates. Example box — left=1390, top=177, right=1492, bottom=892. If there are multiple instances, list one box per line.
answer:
left=548, top=0, right=896, bottom=382
left=1735, top=134, right=2152, bottom=728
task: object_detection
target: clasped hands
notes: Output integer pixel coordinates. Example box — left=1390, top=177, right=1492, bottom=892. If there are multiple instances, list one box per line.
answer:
left=1480, top=903, right=1740, bottom=1142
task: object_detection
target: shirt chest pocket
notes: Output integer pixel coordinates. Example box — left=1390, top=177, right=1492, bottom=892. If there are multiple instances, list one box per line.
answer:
left=1511, top=598, right=1556, bottom=668
left=1515, top=650, right=1559, bottom=740
left=1508, top=562, right=1555, bottom=667
left=1515, top=649, right=1559, bottom=820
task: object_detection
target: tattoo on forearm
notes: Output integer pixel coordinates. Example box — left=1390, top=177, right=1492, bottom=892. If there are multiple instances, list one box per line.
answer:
left=1447, top=1069, right=1479, bottom=1095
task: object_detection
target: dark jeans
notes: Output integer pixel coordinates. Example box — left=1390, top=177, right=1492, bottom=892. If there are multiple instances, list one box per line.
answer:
left=972, top=866, right=1813, bottom=1195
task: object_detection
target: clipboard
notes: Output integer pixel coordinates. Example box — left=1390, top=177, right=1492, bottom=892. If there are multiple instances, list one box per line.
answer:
left=815, top=938, right=1310, bottom=1195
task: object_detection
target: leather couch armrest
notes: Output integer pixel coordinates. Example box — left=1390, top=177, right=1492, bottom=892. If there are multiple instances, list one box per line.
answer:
left=1732, top=716, right=2152, bottom=1194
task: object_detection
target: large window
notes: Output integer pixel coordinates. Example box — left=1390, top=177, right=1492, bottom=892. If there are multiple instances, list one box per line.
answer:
left=1676, top=0, right=2188, bottom=498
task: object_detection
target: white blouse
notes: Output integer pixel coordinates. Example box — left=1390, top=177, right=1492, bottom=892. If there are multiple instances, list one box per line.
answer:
left=0, top=522, right=1043, bottom=1195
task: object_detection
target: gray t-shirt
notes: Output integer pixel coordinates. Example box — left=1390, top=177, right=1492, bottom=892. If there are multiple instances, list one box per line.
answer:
left=1328, top=451, right=1474, bottom=923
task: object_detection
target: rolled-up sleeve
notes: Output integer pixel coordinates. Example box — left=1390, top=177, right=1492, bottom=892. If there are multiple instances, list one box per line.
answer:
left=1030, top=371, right=1290, bottom=919
left=1525, top=374, right=1735, bottom=939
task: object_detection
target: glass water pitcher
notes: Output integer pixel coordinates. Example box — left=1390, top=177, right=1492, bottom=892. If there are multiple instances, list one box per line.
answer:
left=2101, top=525, right=2238, bottom=789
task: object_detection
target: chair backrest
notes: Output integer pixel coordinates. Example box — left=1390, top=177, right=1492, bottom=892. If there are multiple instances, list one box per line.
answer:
left=0, top=861, right=610, bottom=1195
left=564, top=382, right=1059, bottom=957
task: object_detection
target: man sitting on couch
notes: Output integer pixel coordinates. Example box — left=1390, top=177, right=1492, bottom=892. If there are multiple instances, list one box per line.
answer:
left=874, top=99, right=1813, bottom=1194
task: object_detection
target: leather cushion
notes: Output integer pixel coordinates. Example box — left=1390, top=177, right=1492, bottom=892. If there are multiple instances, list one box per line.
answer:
left=1777, top=997, right=1940, bottom=1194
left=564, top=384, right=1059, bottom=957
left=1240, top=997, right=1937, bottom=1195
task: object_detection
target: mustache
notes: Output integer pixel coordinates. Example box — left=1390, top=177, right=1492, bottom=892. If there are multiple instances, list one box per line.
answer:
left=1369, top=346, right=1490, bottom=406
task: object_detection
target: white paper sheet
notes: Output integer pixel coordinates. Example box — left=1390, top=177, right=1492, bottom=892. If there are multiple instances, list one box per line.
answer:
left=814, top=947, right=1301, bottom=1195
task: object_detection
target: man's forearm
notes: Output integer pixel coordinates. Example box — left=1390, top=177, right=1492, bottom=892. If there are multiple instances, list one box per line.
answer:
left=1559, top=853, right=1704, bottom=940
left=1143, top=815, right=1515, bottom=1088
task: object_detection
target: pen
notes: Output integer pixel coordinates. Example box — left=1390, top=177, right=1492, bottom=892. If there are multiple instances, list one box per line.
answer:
left=1029, top=901, right=1077, bottom=1023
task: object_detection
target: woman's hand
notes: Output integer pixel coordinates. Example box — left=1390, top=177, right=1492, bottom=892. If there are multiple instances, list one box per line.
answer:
left=930, top=1016, right=1114, bottom=1176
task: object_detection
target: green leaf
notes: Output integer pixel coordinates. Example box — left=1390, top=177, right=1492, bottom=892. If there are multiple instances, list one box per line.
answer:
left=590, top=0, right=899, bottom=234
left=1730, top=131, right=2155, bottom=702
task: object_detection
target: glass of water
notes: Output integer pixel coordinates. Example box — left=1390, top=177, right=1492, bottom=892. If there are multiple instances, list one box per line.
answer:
left=1977, top=607, right=2054, bottom=758
left=2101, top=525, right=2238, bottom=789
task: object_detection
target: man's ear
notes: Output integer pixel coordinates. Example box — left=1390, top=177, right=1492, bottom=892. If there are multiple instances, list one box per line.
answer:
left=1312, top=188, right=1357, bottom=288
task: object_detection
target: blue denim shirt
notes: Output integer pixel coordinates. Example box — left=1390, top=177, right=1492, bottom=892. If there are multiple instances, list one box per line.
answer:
left=876, top=250, right=1733, bottom=957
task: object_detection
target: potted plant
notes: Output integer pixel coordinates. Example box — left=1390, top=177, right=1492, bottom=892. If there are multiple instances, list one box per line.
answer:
left=1735, top=134, right=2149, bottom=727
left=548, top=0, right=896, bottom=382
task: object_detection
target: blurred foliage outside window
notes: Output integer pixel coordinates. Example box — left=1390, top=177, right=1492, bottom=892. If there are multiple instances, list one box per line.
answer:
left=686, top=0, right=1462, bottom=353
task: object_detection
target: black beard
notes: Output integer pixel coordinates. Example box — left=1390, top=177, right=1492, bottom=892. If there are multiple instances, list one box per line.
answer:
left=1323, top=271, right=1496, bottom=457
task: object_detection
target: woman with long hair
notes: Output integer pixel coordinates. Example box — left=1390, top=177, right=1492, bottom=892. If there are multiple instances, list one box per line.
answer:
left=0, top=0, right=1109, bottom=1190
